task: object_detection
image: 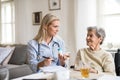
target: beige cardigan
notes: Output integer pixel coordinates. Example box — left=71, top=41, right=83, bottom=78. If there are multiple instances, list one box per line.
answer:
left=74, top=48, right=116, bottom=75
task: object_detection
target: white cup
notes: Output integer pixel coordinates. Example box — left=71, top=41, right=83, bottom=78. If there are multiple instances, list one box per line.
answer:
left=53, top=70, right=70, bottom=80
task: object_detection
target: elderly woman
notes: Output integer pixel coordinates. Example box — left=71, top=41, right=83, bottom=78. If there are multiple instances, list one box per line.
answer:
left=74, top=26, right=116, bottom=75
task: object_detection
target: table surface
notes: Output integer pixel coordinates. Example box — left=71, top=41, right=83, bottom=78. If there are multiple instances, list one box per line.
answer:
left=12, top=69, right=120, bottom=80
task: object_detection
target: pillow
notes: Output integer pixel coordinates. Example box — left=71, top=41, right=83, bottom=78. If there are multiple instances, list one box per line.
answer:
left=1, top=47, right=15, bottom=65
left=8, top=45, right=27, bottom=65
left=0, top=47, right=14, bottom=64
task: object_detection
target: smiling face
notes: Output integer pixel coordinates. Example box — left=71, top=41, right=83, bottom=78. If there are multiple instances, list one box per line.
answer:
left=86, top=29, right=102, bottom=50
left=46, top=20, right=60, bottom=37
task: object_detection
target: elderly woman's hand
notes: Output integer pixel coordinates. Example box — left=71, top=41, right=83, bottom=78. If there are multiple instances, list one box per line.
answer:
left=89, top=68, right=98, bottom=74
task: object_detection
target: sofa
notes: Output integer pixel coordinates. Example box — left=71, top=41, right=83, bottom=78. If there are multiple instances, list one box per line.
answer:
left=0, top=44, right=33, bottom=80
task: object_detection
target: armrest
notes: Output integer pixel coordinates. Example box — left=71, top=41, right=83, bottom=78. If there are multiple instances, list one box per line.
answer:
left=0, top=67, right=9, bottom=80
left=9, top=64, right=33, bottom=79
left=117, top=66, right=120, bottom=76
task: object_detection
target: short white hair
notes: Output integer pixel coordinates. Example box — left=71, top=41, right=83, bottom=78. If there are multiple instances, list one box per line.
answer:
left=87, top=26, right=106, bottom=44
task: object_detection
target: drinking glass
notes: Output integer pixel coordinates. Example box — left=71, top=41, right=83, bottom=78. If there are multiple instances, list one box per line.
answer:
left=79, top=61, right=90, bottom=79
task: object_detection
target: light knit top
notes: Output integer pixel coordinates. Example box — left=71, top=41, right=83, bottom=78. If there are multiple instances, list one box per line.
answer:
left=74, top=48, right=116, bottom=75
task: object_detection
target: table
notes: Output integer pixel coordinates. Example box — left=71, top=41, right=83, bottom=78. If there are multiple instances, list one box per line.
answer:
left=12, top=69, right=100, bottom=80
left=70, top=70, right=99, bottom=79
left=12, top=69, right=120, bottom=80
left=12, top=72, right=53, bottom=80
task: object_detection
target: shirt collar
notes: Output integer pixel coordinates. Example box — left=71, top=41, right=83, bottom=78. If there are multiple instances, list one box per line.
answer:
left=52, top=36, right=58, bottom=43
left=41, top=36, right=58, bottom=45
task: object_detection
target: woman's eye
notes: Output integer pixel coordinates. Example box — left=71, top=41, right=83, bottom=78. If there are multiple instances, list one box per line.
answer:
left=54, top=26, right=58, bottom=28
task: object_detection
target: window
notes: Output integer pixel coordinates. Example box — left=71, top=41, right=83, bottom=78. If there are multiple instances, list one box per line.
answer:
left=0, top=0, right=15, bottom=44
left=98, top=0, right=120, bottom=49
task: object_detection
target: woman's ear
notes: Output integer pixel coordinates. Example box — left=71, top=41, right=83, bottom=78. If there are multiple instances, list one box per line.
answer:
left=99, top=37, right=103, bottom=43
left=44, top=25, right=47, bottom=30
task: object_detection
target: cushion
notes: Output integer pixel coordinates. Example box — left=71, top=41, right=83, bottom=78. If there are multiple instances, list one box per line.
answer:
left=8, top=45, right=27, bottom=65
left=0, top=47, right=14, bottom=64
left=1, top=47, right=15, bottom=65
left=0, top=67, right=9, bottom=80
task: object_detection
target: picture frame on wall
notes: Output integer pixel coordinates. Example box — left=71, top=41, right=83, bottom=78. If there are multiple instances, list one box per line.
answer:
left=32, top=11, right=42, bottom=25
left=48, top=0, right=61, bottom=11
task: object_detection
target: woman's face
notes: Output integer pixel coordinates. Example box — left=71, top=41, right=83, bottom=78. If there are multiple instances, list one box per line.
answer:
left=86, top=30, right=102, bottom=50
left=47, top=20, right=59, bottom=37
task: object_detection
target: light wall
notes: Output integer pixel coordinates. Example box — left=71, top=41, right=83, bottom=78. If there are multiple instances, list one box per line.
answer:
left=74, top=0, right=97, bottom=51
left=15, top=0, right=97, bottom=65
left=0, top=1, right=1, bottom=41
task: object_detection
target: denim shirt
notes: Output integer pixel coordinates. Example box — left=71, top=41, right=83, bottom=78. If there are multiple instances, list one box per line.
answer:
left=27, top=36, right=65, bottom=72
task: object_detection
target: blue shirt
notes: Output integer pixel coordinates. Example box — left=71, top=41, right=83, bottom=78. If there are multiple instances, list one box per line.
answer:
left=27, top=36, right=65, bottom=72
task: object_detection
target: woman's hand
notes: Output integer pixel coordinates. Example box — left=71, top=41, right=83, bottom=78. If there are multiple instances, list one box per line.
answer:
left=37, top=58, right=53, bottom=70
left=58, top=53, right=65, bottom=66
left=58, top=53, right=70, bottom=66
left=43, top=58, right=53, bottom=66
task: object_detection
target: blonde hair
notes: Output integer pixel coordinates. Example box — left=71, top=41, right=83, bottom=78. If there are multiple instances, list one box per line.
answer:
left=34, top=13, right=59, bottom=43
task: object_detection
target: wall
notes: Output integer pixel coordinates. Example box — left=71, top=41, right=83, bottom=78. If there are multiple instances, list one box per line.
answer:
left=15, top=0, right=76, bottom=65
left=0, top=0, right=1, bottom=42
left=74, top=0, right=97, bottom=51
